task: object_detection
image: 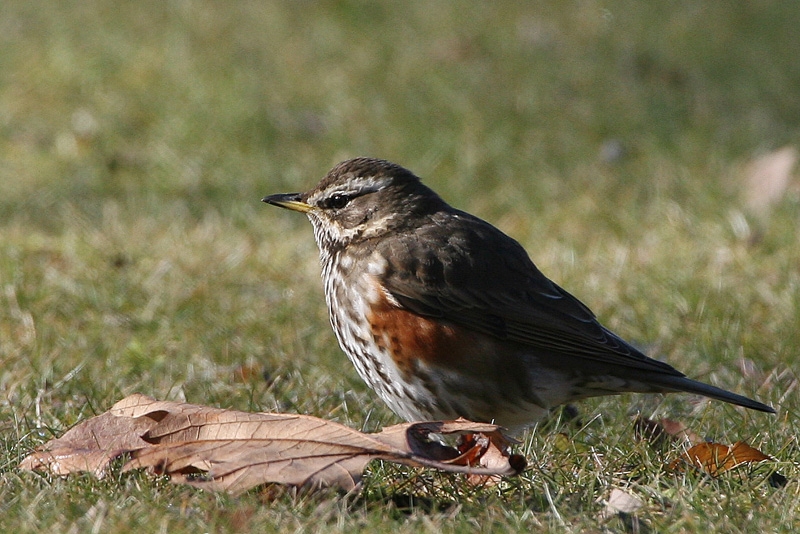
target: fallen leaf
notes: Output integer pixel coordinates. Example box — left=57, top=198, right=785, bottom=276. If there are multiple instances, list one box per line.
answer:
left=634, top=416, right=703, bottom=448
left=670, top=441, right=772, bottom=476
left=743, top=146, right=798, bottom=214
left=601, top=487, right=644, bottom=519
left=438, top=426, right=525, bottom=485
left=18, top=393, right=164, bottom=477
left=20, top=394, right=524, bottom=494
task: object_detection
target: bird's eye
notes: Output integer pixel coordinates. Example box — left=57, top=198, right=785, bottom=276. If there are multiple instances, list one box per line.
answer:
left=323, top=193, right=351, bottom=210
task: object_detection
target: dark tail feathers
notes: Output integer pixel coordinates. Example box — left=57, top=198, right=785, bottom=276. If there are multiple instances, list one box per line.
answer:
left=653, top=375, right=775, bottom=414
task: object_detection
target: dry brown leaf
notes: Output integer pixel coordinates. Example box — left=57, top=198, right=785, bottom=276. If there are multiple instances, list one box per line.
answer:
left=670, top=441, right=772, bottom=476
left=20, top=394, right=524, bottom=494
left=18, top=393, right=164, bottom=477
left=432, top=424, right=525, bottom=486
left=635, top=416, right=781, bottom=483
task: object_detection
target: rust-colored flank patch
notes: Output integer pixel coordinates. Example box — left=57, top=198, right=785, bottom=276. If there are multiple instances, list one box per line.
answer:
left=366, top=286, right=479, bottom=378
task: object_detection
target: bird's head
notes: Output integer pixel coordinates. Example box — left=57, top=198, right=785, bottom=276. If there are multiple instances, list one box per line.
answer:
left=263, top=158, right=444, bottom=250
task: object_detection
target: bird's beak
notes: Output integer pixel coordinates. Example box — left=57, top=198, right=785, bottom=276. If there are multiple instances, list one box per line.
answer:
left=261, top=193, right=314, bottom=213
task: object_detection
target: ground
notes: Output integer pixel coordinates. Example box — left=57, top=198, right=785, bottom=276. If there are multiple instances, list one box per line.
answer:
left=1, top=1, right=798, bottom=532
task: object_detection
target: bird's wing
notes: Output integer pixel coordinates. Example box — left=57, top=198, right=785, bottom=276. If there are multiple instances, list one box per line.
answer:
left=376, top=212, right=683, bottom=376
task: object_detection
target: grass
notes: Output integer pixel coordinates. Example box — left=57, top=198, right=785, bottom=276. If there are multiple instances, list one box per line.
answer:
left=1, top=0, right=799, bottom=531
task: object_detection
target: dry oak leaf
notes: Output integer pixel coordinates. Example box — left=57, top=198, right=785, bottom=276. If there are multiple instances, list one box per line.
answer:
left=18, top=394, right=163, bottom=477
left=670, top=441, right=772, bottom=477
left=20, top=394, right=524, bottom=494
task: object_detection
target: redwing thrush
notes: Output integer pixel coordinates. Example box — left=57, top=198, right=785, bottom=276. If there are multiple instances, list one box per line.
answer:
left=263, top=157, right=774, bottom=430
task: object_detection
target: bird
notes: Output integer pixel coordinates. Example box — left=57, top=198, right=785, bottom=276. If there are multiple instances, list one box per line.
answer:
left=263, top=157, right=774, bottom=431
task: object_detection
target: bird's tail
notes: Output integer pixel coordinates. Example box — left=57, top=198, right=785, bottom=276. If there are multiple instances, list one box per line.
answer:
left=651, top=375, right=775, bottom=413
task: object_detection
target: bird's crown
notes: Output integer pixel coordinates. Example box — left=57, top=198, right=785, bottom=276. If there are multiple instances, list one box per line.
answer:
left=299, top=158, right=443, bottom=243
left=303, top=157, right=421, bottom=207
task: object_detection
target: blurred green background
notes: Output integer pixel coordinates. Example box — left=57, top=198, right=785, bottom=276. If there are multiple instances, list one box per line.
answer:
left=1, top=1, right=798, bottom=531
left=3, top=1, right=798, bottom=221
